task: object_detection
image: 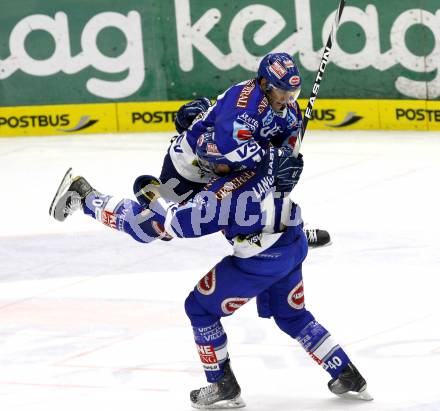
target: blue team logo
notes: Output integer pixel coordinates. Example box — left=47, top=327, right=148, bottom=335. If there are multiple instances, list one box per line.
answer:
left=262, top=110, right=274, bottom=127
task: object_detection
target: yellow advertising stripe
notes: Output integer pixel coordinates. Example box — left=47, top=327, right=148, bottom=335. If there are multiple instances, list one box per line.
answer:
left=0, top=103, right=118, bottom=137
left=298, top=99, right=381, bottom=131
left=426, top=100, right=440, bottom=131
left=117, top=101, right=188, bottom=133
left=1, top=99, right=437, bottom=137
left=378, top=100, right=428, bottom=131
left=117, top=99, right=383, bottom=132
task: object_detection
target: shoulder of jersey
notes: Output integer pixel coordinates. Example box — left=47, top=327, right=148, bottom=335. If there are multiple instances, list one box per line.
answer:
left=229, top=79, right=270, bottom=116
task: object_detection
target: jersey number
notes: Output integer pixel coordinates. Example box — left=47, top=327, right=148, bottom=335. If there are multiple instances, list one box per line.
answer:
left=324, top=356, right=342, bottom=370
left=173, top=134, right=184, bottom=153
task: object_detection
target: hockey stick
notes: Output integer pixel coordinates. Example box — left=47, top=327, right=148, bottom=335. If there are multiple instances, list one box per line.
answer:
left=293, top=0, right=346, bottom=156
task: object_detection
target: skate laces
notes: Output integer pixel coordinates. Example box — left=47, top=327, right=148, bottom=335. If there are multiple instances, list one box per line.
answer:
left=198, top=382, right=219, bottom=399
left=305, top=228, right=318, bottom=243
left=64, top=194, right=81, bottom=215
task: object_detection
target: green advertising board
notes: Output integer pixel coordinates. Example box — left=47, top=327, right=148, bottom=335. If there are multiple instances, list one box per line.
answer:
left=0, top=0, right=439, bottom=106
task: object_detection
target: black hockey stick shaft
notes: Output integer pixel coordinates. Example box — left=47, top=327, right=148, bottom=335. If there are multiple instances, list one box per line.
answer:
left=294, top=0, right=346, bottom=155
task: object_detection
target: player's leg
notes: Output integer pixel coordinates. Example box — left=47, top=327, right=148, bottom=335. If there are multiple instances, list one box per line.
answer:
left=185, top=282, right=244, bottom=409
left=184, top=253, right=297, bottom=409
left=264, top=265, right=373, bottom=401
left=49, top=169, right=170, bottom=243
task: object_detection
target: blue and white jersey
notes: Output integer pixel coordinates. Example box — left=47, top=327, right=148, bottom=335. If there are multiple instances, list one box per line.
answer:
left=169, top=78, right=303, bottom=183
left=151, top=169, right=303, bottom=258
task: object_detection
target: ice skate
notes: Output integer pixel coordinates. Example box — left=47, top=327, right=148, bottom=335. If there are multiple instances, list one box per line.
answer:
left=190, top=361, right=245, bottom=409
left=328, top=363, right=373, bottom=401
left=303, top=227, right=331, bottom=248
left=49, top=168, right=93, bottom=222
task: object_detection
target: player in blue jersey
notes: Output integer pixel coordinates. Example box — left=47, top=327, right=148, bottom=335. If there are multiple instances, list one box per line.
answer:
left=49, top=135, right=372, bottom=409
left=161, top=52, right=303, bottom=196
left=166, top=52, right=330, bottom=247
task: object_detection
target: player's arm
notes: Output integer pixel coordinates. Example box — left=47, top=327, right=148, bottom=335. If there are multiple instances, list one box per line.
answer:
left=146, top=194, right=223, bottom=239
left=145, top=144, right=305, bottom=239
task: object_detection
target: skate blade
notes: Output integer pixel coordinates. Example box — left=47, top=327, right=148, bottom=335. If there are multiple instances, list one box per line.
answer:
left=309, top=240, right=333, bottom=248
left=49, top=167, right=73, bottom=220
left=191, top=395, right=246, bottom=409
left=336, top=386, right=373, bottom=401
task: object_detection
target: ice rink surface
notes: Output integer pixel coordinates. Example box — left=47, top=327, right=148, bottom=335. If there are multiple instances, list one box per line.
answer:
left=1, top=130, right=439, bottom=411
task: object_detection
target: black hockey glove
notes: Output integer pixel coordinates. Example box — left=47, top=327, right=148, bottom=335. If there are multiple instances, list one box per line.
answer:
left=133, top=175, right=162, bottom=209
left=257, top=146, right=304, bottom=194
left=276, top=150, right=303, bottom=193
left=175, top=97, right=212, bottom=134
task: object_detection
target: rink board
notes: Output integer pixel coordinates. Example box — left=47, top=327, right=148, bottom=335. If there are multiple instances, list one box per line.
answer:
left=0, top=99, right=439, bottom=137
left=0, top=104, right=118, bottom=136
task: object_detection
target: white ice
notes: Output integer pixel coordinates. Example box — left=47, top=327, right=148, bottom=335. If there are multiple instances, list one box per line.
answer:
left=1, top=131, right=439, bottom=411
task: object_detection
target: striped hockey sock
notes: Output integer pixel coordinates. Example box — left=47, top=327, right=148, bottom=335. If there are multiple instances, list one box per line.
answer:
left=192, top=320, right=229, bottom=383
left=296, top=320, right=351, bottom=379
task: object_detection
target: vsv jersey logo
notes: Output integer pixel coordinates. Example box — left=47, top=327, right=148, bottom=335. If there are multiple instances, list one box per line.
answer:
left=236, top=141, right=259, bottom=159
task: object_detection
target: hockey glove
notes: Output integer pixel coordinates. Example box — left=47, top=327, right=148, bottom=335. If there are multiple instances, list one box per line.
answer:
left=276, top=150, right=303, bottom=193
left=257, top=147, right=304, bottom=194
left=133, top=175, right=162, bottom=209
left=175, top=97, right=212, bottom=134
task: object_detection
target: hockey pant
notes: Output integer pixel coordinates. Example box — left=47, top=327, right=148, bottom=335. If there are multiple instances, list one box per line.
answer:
left=159, top=149, right=205, bottom=201
left=185, top=228, right=352, bottom=382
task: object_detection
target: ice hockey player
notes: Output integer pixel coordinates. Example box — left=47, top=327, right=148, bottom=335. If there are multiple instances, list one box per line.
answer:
left=162, top=52, right=330, bottom=247
left=49, top=135, right=372, bottom=409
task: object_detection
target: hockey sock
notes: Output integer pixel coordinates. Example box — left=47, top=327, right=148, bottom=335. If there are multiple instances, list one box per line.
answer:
left=82, top=192, right=170, bottom=243
left=296, top=320, right=351, bottom=379
left=192, top=320, right=229, bottom=383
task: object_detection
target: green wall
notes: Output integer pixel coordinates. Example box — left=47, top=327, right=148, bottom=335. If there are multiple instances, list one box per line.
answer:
left=1, top=0, right=439, bottom=106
